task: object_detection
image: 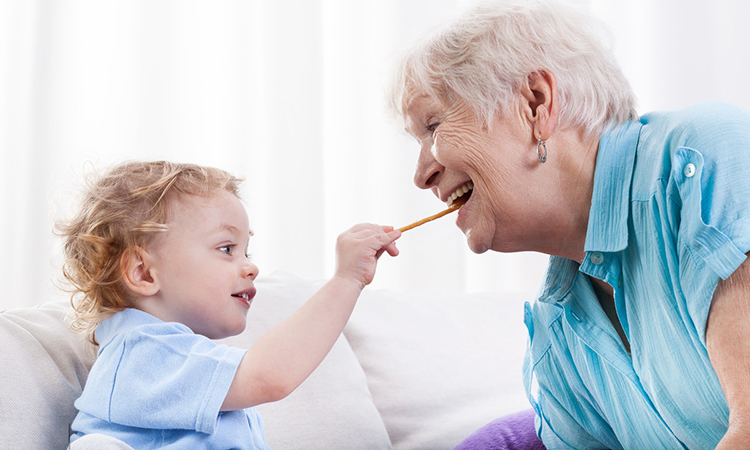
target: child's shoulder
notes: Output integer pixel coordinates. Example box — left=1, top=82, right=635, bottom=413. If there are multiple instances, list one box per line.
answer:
left=97, top=308, right=210, bottom=350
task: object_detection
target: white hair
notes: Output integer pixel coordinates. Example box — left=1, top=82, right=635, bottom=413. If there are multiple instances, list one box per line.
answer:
left=389, top=0, right=638, bottom=137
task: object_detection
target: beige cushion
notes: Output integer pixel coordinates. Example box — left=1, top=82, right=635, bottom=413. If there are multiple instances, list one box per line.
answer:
left=343, top=288, right=531, bottom=450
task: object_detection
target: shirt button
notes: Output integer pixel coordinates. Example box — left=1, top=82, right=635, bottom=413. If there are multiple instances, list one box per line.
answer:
left=590, top=252, right=604, bottom=265
left=684, top=163, right=696, bottom=178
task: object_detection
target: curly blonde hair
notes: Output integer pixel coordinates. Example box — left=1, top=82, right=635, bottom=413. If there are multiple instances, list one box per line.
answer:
left=57, top=160, right=243, bottom=342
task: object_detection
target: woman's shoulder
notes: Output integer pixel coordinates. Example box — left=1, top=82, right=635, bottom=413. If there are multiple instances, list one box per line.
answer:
left=642, top=101, right=750, bottom=121
left=639, top=101, right=750, bottom=155
left=644, top=101, right=750, bottom=131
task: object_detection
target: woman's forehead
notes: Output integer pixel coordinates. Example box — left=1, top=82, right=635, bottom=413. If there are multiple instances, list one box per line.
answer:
left=405, top=93, right=445, bottom=117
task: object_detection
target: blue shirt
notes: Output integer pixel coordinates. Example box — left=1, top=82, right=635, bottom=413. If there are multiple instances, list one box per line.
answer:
left=523, top=102, right=750, bottom=449
left=71, top=308, right=270, bottom=450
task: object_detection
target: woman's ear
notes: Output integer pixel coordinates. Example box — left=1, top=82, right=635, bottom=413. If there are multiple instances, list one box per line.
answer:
left=121, top=246, right=160, bottom=297
left=521, top=70, right=559, bottom=141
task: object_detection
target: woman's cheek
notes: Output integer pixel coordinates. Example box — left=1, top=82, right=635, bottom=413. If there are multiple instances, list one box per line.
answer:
left=436, top=127, right=488, bottom=166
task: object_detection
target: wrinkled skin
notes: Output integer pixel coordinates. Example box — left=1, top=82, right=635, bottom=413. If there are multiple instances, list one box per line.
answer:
left=403, top=71, right=598, bottom=260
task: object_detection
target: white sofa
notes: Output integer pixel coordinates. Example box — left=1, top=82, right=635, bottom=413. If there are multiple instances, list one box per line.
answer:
left=0, top=271, right=531, bottom=449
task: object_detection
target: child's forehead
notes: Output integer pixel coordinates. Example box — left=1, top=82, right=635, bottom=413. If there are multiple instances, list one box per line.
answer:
left=167, top=189, right=241, bottom=212
left=166, top=190, right=249, bottom=231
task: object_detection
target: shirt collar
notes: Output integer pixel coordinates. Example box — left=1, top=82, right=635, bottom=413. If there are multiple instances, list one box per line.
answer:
left=584, top=121, right=642, bottom=253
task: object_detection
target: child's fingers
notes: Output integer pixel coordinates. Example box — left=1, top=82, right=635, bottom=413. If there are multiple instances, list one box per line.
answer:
left=382, top=230, right=400, bottom=257
left=339, top=224, right=400, bottom=259
left=383, top=241, right=399, bottom=257
left=374, top=229, right=400, bottom=257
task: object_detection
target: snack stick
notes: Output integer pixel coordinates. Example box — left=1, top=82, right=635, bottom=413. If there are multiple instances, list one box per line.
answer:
left=397, top=201, right=463, bottom=233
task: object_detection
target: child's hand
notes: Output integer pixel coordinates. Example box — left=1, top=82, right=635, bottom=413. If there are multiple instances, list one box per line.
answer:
left=334, top=224, right=400, bottom=288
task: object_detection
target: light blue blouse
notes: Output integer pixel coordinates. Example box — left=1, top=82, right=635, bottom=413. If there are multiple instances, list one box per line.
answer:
left=523, top=102, right=750, bottom=449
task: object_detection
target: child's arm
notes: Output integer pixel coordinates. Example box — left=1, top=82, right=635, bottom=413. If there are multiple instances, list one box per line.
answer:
left=221, top=224, right=400, bottom=410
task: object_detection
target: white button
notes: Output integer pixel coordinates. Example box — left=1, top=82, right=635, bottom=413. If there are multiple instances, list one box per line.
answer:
left=590, top=252, right=604, bottom=265
left=684, top=163, right=696, bottom=178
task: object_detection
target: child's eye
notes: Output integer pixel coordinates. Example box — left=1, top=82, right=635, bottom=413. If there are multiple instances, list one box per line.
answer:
left=219, top=245, right=235, bottom=255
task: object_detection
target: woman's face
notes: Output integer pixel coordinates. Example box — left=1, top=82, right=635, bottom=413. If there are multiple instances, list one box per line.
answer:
left=404, top=94, right=539, bottom=254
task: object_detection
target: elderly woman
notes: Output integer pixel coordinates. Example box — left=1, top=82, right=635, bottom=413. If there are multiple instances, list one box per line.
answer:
left=389, top=0, right=750, bottom=449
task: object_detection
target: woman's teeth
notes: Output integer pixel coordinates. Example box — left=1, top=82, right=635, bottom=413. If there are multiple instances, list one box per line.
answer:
left=447, top=181, right=474, bottom=206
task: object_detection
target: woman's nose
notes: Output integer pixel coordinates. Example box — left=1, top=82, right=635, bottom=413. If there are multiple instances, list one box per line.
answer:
left=413, top=140, right=443, bottom=189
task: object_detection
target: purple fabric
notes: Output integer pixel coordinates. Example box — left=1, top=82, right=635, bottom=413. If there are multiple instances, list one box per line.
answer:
left=453, top=409, right=546, bottom=450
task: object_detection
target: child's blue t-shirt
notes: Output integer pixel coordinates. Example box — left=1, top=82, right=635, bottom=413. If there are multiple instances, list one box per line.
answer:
left=70, top=308, right=270, bottom=449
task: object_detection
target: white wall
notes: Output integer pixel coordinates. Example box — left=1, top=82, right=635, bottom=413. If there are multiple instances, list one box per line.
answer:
left=1, top=0, right=749, bottom=310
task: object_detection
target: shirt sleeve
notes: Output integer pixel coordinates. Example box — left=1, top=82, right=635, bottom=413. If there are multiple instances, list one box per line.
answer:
left=93, top=323, right=246, bottom=434
left=673, top=102, right=750, bottom=341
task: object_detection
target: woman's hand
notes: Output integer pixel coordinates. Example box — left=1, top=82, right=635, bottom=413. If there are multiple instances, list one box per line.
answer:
left=333, top=224, right=401, bottom=289
left=706, top=252, right=750, bottom=449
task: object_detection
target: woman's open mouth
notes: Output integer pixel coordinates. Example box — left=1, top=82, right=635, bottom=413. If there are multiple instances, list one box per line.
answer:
left=447, top=181, right=474, bottom=207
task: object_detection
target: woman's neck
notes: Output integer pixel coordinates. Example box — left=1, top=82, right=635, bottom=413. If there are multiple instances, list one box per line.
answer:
left=541, top=128, right=601, bottom=262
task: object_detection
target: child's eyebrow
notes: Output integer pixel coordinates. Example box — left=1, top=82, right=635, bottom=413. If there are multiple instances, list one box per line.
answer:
left=216, top=224, right=253, bottom=239
left=217, top=224, right=241, bottom=235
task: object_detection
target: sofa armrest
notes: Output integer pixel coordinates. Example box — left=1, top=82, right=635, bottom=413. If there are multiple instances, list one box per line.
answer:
left=0, top=302, right=97, bottom=450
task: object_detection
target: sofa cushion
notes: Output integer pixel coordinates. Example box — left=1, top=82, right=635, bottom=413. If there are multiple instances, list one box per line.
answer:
left=343, top=287, right=532, bottom=450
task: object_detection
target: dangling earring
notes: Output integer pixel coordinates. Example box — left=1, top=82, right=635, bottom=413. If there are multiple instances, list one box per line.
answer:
left=537, top=139, right=547, bottom=163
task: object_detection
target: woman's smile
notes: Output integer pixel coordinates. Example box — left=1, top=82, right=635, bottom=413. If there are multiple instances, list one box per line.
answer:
left=446, top=181, right=473, bottom=207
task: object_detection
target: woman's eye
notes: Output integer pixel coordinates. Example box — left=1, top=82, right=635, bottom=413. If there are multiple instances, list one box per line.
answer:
left=427, top=122, right=439, bottom=132
left=219, top=245, right=234, bottom=255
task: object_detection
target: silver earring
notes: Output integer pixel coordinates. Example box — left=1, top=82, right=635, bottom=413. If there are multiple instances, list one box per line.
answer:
left=537, top=139, right=547, bottom=163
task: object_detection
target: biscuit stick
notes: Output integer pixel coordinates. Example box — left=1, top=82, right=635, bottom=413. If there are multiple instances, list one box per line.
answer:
left=397, top=200, right=465, bottom=233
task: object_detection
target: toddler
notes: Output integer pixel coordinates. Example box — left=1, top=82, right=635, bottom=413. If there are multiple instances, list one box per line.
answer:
left=59, top=160, right=400, bottom=449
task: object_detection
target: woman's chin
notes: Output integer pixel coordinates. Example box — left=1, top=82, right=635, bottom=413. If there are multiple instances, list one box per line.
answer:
left=464, top=229, right=491, bottom=254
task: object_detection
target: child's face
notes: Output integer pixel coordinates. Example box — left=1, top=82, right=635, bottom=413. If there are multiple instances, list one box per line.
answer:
left=146, top=189, right=258, bottom=339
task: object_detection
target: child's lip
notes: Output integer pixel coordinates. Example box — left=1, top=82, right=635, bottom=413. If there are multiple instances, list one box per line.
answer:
left=231, top=287, right=257, bottom=304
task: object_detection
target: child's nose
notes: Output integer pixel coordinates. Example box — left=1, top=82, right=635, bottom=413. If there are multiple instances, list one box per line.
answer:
left=242, top=260, right=259, bottom=280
